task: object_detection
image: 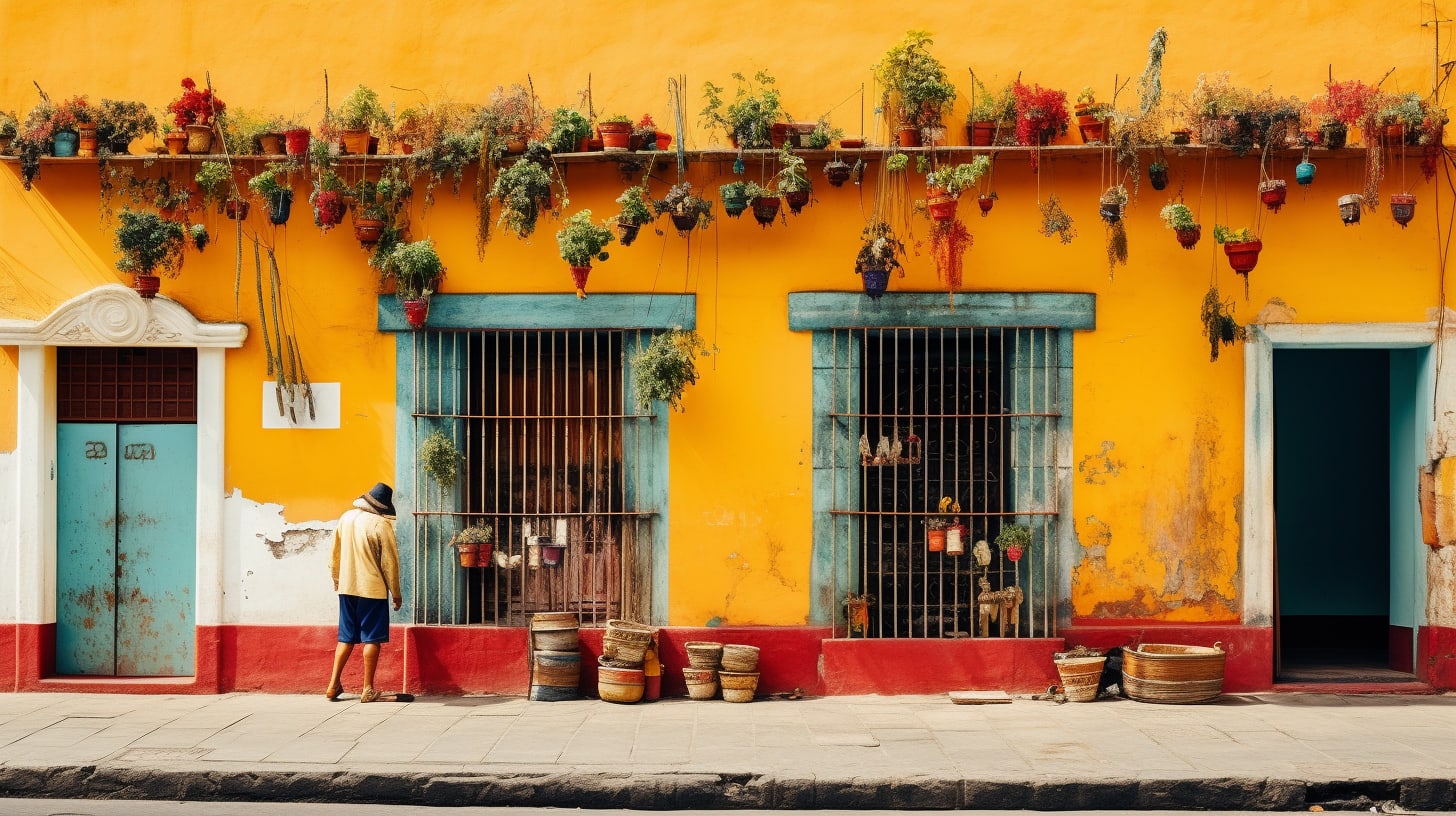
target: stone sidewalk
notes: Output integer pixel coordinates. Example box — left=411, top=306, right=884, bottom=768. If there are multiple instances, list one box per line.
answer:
left=0, top=690, right=1454, bottom=811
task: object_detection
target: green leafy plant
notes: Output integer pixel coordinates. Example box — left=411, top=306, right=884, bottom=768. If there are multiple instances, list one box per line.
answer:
left=886, top=152, right=909, bottom=173
left=490, top=149, right=555, bottom=239
left=1159, top=201, right=1197, bottom=231
left=700, top=70, right=784, bottom=148
left=774, top=149, right=812, bottom=194
left=967, top=75, right=1016, bottom=129
left=855, top=220, right=906, bottom=276
left=927, top=156, right=991, bottom=198
left=189, top=223, right=210, bottom=253
left=630, top=328, right=711, bottom=412
left=806, top=116, right=843, bottom=149
left=1038, top=195, right=1077, bottom=244
left=335, top=85, right=391, bottom=133
left=195, top=160, right=233, bottom=207
left=0, top=110, right=17, bottom=141
left=546, top=106, right=592, bottom=154
left=556, top=210, right=614, bottom=267
left=1213, top=224, right=1257, bottom=244
left=875, top=30, right=957, bottom=130
left=994, top=522, right=1032, bottom=555
left=652, top=182, right=715, bottom=231
left=247, top=162, right=293, bottom=200
left=375, top=237, right=445, bottom=300
left=614, top=184, right=653, bottom=226
left=453, top=524, right=494, bottom=545
left=1200, top=285, right=1246, bottom=362
left=114, top=208, right=186, bottom=277
left=95, top=99, right=156, bottom=151
left=420, top=429, right=460, bottom=488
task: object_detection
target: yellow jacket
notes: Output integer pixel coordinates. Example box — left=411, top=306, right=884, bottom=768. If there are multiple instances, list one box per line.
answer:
left=331, top=506, right=401, bottom=601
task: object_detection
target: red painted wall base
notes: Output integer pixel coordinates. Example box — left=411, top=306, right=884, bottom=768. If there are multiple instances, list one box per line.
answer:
left=5, top=621, right=1453, bottom=696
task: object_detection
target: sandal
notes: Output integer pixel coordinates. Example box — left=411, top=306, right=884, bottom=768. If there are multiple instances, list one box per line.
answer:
left=325, top=683, right=343, bottom=702
left=359, top=686, right=380, bottom=703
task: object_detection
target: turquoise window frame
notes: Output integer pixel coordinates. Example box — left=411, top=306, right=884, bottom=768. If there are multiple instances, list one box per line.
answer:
left=788, top=291, right=1095, bottom=629
left=380, top=293, right=695, bottom=626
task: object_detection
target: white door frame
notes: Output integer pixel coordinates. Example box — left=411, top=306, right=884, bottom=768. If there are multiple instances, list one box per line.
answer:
left=1242, top=321, right=1442, bottom=629
left=0, top=286, right=246, bottom=638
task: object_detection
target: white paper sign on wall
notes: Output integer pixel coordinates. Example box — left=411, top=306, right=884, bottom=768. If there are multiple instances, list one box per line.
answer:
left=262, top=382, right=341, bottom=429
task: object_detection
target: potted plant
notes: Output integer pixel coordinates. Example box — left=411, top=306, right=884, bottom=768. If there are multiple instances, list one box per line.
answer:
left=653, top=182, right=714, bottom=235
left=114, top=207, right=186, bottom=298
left=630, top=327, right=711, bottom=412
left=375, top=237, right=445, bottom=329
left=854, top=220, right=906, bottom=299
left=556, top=209, right=614, bottom=298
left=966, top=75, right=1015, bottom=146
left=0, top=110, right=16, bottom=155
left=775, top=149, right=813, bottom=213
left=1038, top=195, right=1077, bottom=244
left=700, top=69, right=784, bottom=149
left=805, top=116, right=843, bottom=149
left=195, top=160, right=235, bottom=212
left=420, top=428, right=460, bottom=488
left=1338, top=193, right=1364, bottom=225
left=167, top=77, right=225, bottom=154
left=1201, top=285, right=1246, bottom=362
left=719, top=180, right=752, bottom=218
left=977, top=190, right=998, bottom=216
left=1012, top=81, right=1070, bottom=147
left=925, top=156, right=991, bottom=222
left=546, top=106, right=592, bottom=154
left=50, top=96, right=96, bottom=157
left=631, top=113, right=659, bottom=151
left=995, top=522, right=1031, bottom=563
left=613, top=184, right=653, bottom=245
left=1391, top=192, right=1417, bottom=228
left=247, top=163, right=295, bottom=225
left=1213, top=224, right=1262, bottom=276
left=1325, top=78, right=1378, bottom=148
left=1259, top=177, right=1288, bottom=212
left=282, top=117, right=311, bottom=156
left=750, top=185, right=781, bottom=226
left=1159, top=201, right=1201, bottom=249
left=597, top=114, right=634, bottom=151
left=1098, top=184, right=1128, bottom=224
left=926, top=512, right=950, bottom=552
left=478, top=84, right=541, bottom=155
left=311, top=170, right=348, bottom=232
left=490, top=146, right=555, bottom=239
left=824, top=159, right=853, bottom=187
left=874, top=30, right=956, bottom=146
left=929, top=218, right=972, bottom=292
left=1074, top=87, right=1111, bottom=143
left=95, top=99, right=156, bottom=155
left=451, top=524, right=494, bottom=568
left=1148, top=160, right=1169, bottom=190
left=334, top=85, right=391, bottom=155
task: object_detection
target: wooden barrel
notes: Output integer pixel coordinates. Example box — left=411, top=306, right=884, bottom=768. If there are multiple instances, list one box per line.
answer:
left=530, top=649, right=581, bottom=701
left=1122, top=643, right=1225, bottom=704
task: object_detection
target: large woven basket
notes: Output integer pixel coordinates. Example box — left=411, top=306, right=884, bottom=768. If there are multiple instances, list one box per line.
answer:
left=720, top=644, right=760, bottom=673
left=1122, top=643, right=1226, bottom=704
left=598, top=666, right=645, bottom=704
left=683, top=667, right=718, bottom=700
left=718, top=670, right=759, bottom=703
left=1055, top=656, right=1106, bottom=703
left=605, top=619, right=655, bottom=644
left=685, top=641, right=724, bottom=669
left=602, top=633, right=648, bottom=664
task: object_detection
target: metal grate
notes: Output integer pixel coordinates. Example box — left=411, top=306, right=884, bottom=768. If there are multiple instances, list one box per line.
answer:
left=829, top=327, right=1060, bottom=638
left=56, top=347, right=198, bottom=423
left=410, top=330, right=645, bottom=626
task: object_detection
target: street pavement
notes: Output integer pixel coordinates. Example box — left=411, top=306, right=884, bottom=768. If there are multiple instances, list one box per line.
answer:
left=0, top=690, right=1453, bottom=811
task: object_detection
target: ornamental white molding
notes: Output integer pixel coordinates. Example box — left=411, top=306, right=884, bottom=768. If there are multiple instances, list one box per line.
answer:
left=0, top=284, right=247, bottom=348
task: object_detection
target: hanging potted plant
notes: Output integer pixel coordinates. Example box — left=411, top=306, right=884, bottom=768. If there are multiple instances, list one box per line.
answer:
left=1098, top=184, right=1128, bottom=224
left=1159, top=201, right=1201, bottom=250
left=751, top=188, right=782, bottom=226
left=556, top=209, right=614, bottom=298
left=1038, top=195, right=1077, bottom=244
left=977, top=191, right=998, bottom=217
left=613, top=184, right=653, bottom=244
left=718, top=180, right=751, bottom=218
left=451, top=524, right=494, bottom=568
left=925, top=155, right=991, bottom=223
left=929, top=218, right=973, bottom=292
left=311, top=170, right=348, bottom=232
left=167, top=77, right=225, bottom=154
left=873, top=30, right=956, bottom=147
left=1296, top=157, right=1316, bottom=186
left=1214, top=224, right=1262, bottom=276
left=1258, top=178, right=1288, bottom=213
left=113, top=207, right=187, bottom=298
left=490, top=145, right=555, bottom=239
left=653, top=182, right=714, bottom=235
left=1148, top=160, right=1169, bottom=191
left=824, top=159, right=852, bottom=187
left=775, top=149, right=813, bottom=214
left=247, top=163, right=295, bottom=225
left=700, top=69, right=784, bottom=149
left=854, top=220, right=906, bottom=300
left=376, top=237, right=445, bottom=329
left=1390, top=192, right=1417, bottom=228
left=334, top=85, right=391, bottom=155
left=1201, top=285, right=1246, bottom=362
left=995, top=522, right=1031, bottom=563
left=630, top=327, right=711, bottom=412
left=1338, top=193, right=1364, bottom=225
left=420, top=429, right=460, bottom=488
left=195, top=160, right=234, bottom=214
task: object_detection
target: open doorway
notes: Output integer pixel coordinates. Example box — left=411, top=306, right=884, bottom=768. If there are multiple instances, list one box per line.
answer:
left=1273, top=347, right=1424, bottom=683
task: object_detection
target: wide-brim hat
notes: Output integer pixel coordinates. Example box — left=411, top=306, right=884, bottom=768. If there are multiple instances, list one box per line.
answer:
left=360, top=482, right=395, bottom=516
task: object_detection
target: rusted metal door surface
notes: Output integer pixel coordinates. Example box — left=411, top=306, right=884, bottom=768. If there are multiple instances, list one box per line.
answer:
left=56, top=423, right=196, bottom=676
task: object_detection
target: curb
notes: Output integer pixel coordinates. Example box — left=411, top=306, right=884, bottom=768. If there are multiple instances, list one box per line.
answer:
left=2, top=767, right=1454, bottom=810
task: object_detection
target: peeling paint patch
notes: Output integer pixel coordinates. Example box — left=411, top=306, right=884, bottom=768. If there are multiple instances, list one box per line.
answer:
left=261, top=528, right=330, bottom=560
left=1255, top=297, right=1297, bottom=324
left=1081, top=515, right=1111, bottom=560
left=1078, top=441, right=1125, bottom=485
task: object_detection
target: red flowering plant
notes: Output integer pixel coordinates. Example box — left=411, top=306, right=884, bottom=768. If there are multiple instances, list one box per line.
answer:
left=1011, top=81, right=1069, bottom=146
left=633, top=113, right=658, bottom=145
left=52, top=96, right=93, bottom=130
left=167, top=78, right=226, bottom=129
left=929, top=218, right=972, bottom=292
left=1325, top=79, right=1378, bottom=132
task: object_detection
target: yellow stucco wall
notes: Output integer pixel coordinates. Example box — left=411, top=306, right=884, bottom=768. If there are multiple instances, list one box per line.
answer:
left=1, top=1, right=1449, bottom=626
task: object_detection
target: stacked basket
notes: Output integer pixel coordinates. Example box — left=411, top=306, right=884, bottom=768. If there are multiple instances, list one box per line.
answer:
left=718, top=643, right=761, bottom=703
left=683, top=641, right=724, bottom=699
left=1122, top=643, right=1226, bottom=704
left=598, top=618, right=655, bottom=703
left=529, top=611, right=580, bottom=701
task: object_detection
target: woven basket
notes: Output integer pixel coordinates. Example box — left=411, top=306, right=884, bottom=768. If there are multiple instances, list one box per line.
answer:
left=598, top=655, right=640, bottom=669
left=1054, top=656, right=1105, bottom=703
left=719, top=670, right=759, bottom=703
left=531, top=650, right=581, bottom=687
left=685, top=641, right=724, bottom=669
left=683, top=667, right=719, bottom=700
left=531, top=611, right=579, bottom=627
left=605, top=619, right=655, bottom=643
left=602, top=634, right=648, bottom=664
left=530, top=625, right=579, bottom=652
left=721, top=644, right=760, bottom=672
left=598, top=666, right=645, bottom=704
left=1122, top=643, right=1226, bottom=704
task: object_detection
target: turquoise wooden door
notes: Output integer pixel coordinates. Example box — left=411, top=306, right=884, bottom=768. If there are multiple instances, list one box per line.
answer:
left=56, top=423, right=197, bottom=676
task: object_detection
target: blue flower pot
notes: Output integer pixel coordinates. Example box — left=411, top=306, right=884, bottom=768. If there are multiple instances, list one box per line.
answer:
left=52, top=130, right=78, bottom=157
left=861, top=267, right=889, bottom=299
left=1296, top=161, right=1316, bottom=186
left=269, top=189, right=293, bottom=225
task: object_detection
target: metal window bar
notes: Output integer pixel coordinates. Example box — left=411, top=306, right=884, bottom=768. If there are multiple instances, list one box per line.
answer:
left=410, top=329, right=639, bottom=627
left=830, top=327, right=1060, bottom=638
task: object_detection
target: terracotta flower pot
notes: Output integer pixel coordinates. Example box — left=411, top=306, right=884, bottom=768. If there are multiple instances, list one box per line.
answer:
left=340, top=129, right=370, bottom=155
left=354, top=218, right=384, bottom=246
left=284, top=128, right=311, bottom=156
left=132, top=273, right=161, bottom=299
left=769, top=122, right=790, bottom=149
left=897, top=125, right=921, bottom=148
left=569, top=264, right=591, bottom=298
left=927, top=191, right=958, bottom=222
left=655, top=132, right=672, bottom=150
left=598, top=121, right=632, bottom=152
left=456, top=543, right=480, bottom=568
left=1390, top=193, right=1416, bottom=228
left=1175, top=225, right=1201, bottom=250
left=224, top=199, right=251, bottom=220
left=1223, top=239, right=1263, bottom=274
left=860, top=265, right=889, bottom=299
left=403, top=297, right=430, bottom=329
left=164, top=131, right=188, bottom=156
left=76, top=124, right=98, bottom=158
left=185, top=124, right=215, bottom=154
left=257, top=132, right=284, bottom=155
left=928, top=529, right=947, bottom=552
left=968, top=121, right=997, bottom=146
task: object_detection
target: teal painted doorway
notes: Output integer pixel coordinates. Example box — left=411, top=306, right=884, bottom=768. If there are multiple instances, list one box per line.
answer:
left=56, top=423, right=198, bottom=676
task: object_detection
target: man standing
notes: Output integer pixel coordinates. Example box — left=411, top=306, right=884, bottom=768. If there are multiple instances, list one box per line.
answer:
left=326, top=482, right=402, bottom=702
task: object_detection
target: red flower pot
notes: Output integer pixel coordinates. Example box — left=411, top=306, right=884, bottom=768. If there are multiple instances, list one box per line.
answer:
left=133, top=274, right=161, bottom=299
left=570, top=265, right=591, bottom=298
left=1006, top=545, right=1023, bottom=562
left=225, top=199, right=251, bottom=220
left=897, top=126, right=921, bottom=147
left=927, top=189, right=958, bottom=222
left=354, top=218, right=384, bottom=246
left=403, top=298, right=430, bottom=329
left=769, top=122, right=790, bottom=149
left=1175, top=226, right=1201, bottom=250
left=1223, top=240, right=1263, bottom=274
left=977, top=195, right=996, bottom=216
left=284, top=128, right=311, bottom=156
left=968, top=121, right=997, bottom=146
left=784, top=188, right=811, bottom=214
left=928, top=529, right=947, bottom=552
left=655, top=132, right=672, bottom=150
left=1259, top=180, right=1288, bottom=213
left=598, top=121, right=632, bottom=151
left=164, top=131, right=188, bottom=156
left=751, top=196, right=781, bottom=226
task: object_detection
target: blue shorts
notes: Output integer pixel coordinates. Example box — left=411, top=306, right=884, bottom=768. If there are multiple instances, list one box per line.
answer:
left=338, top=595, right=391, bottom=644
